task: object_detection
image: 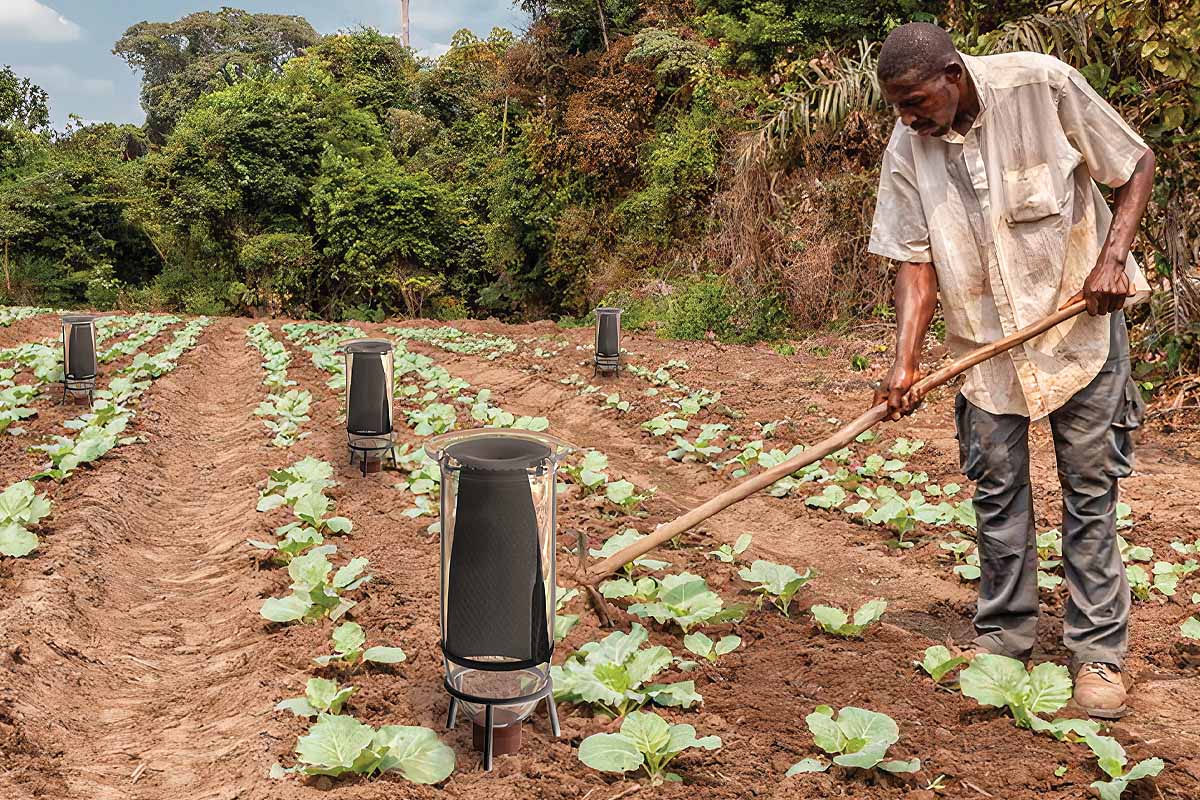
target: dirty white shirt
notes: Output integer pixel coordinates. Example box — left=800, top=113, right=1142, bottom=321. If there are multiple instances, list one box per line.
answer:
left=868, top=51, right=1151, bottom=419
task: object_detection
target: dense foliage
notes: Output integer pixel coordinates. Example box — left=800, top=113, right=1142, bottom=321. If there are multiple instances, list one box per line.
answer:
left=0, top=2, right=1197, bottom=367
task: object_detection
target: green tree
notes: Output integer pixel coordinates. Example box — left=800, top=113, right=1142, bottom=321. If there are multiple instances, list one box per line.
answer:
left=113, top=7, right=318, bottom=141
left=0, top=66, right=49, bottom=129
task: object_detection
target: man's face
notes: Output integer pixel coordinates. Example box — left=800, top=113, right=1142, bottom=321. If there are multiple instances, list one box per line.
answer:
left=883, top=65, right=962, bottom=138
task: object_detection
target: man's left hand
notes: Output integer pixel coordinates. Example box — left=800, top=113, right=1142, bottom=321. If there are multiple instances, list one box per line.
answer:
left=1061, top=254, right=1133, bottom=316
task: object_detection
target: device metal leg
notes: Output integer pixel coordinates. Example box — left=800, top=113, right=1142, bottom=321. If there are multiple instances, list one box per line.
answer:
left=483, top=705, right=494, bottom=771
left=546, top=693, right=561, bottom=737
left=446, top=697, right=459, bottom=730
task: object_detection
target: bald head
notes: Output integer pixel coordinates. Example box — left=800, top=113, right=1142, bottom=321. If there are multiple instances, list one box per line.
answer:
left=878, top=22, right=960, bottom=84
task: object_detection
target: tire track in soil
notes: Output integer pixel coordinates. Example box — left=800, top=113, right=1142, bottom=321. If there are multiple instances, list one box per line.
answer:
left=0, top=318, right=287, bottom=800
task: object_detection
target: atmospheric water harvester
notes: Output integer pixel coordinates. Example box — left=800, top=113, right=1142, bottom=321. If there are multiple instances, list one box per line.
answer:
left=339, top=338, right=397, bottom=476
left=593, top=307, right=622, bottom=376
left=61, top=314, right=98, bottom=404
left=425, top=429, right=574, bottom=770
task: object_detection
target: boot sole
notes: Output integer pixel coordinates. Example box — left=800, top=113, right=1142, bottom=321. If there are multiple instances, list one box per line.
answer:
left=1076, top=703, right=1129, bottom=720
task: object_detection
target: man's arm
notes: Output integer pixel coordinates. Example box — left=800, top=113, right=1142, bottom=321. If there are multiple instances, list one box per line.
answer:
left=873, top=261, right=938, bottom=419
left=1064, top=147, right=1156, bottom=316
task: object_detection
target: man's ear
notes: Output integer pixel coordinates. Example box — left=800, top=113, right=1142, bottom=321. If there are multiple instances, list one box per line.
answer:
left=944, top=61, right=963, bottom=86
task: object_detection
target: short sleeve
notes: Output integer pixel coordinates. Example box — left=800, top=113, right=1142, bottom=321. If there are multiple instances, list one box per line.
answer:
left=1056, top=67, right=1147, bottom=188
left=868, top=122, right=932, bottom=264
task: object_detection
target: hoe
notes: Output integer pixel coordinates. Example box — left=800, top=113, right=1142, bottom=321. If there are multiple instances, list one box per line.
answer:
left=579, top=299, right=1091, bottom=622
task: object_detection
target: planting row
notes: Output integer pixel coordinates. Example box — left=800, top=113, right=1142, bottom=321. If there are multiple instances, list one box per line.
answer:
left=0, top=317, right=210, bottom=558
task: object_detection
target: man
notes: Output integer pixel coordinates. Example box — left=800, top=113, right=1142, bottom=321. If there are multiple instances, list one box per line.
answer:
left=867, top=22, right=1154, bottom=719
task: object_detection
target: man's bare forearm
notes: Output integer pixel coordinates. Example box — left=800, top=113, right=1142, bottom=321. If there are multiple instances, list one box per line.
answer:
left=894, top=261, right=939, bottom=370
left=1103, top=147, right=1155, bottom=263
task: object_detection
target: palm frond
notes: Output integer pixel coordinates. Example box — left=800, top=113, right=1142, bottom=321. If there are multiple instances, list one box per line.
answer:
left=737, top=39, right=882, bottom=172
left=972, top=12, right=1094, bottom=63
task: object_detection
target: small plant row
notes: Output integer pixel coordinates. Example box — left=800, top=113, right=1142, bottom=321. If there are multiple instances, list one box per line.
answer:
left=246, top=323, right=311, bottom=447
left=384, top=325, right=517, bottom=361
left=97, top=314, right=181, bottom=363
left=915, top=648, right=1163, bottom=798
left=250, top=456, right=455, bottom=785
left=1, top=318, right=211, bottom=559
left=0, top=312, right=150, bottom=389
left=0, top=306, right=53, bottom=327
left=281, top=321, right=365, bottom=390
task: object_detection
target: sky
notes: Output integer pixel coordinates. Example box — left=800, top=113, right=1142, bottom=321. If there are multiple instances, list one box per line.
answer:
left=0, top=0, right=530, bottom=130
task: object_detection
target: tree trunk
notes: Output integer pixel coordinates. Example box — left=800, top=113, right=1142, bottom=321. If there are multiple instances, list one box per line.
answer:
left=3, top=239, right=9, bottom=297
left=401, top=0, right=411, bottom=48
left=595, top=0, right=609, bottom=51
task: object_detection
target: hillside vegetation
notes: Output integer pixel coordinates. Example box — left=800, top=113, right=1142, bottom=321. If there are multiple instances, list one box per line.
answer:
left=0, top=1, right=1197, bottom=391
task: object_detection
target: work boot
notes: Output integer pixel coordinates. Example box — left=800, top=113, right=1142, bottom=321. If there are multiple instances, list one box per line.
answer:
left=1073, top=663, right=1128, bottom=719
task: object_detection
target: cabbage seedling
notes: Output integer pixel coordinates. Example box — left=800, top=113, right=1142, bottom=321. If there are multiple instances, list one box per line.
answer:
left=555, top=586, right=580, bottom=640
left=260, top=549, right=372, bottom=624
left=810, top=599, right=886, bottom=637
left=578, top=710, right=721, bottom=785
left=642, top=412, right=688, bottom=437
left=1082, top=732, right=1163, bottom=800
left=708, top=533, right=752, bottom=563
left=589, top=528, right=669, bottom=575
left=247, top=523, right=325, bottom=564
left=682, top=632, right=741, bottom=662
left=314, top=622, right=407, bottom=668
left=738, top=559, right=815, bottom=616
left=786, top=705, right=920, bottom=775
left=1181, top=617, right=1200, bottom=640
left=276, top=714, right=455, bottom=783
left=605, top=393, right=630, bottom=413
left=0, top=480, right=52, bottom=557
left=915, top=645, right=968, bottom=684
left=563, top=450, right=609, bottom=494
left=628, top=572, right=744, bottom=632
left=958, top=654, right=1071, bottom=730
left=551, top=624, right=701, bottom=716
left=605, top=479, right=654, bottom=512
left=276, top=677, right=357, bottom=717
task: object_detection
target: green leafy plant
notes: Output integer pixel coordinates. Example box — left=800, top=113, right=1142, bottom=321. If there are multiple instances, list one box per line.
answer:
left=708, top=533, right=752, bottom=563
left=605, top=392, right=631, bottom=413
left=668, top=424, right=728, bottom=463
left=958, top=654, right=1072, bottom=731
left=810, top=599, right=887, bottom=637
left=1182, top=617, right=1200, bottom=640
left=738, top=559, right=815, bottom=615
left=260, top=549, right=372, bottom=624
left=248, top=522, right=326, bottom=564
left=605, top=479, right=654, bottom=512
left=258, top=457, right=337, bottom=511
left=642, top=412, right=688, bottom=436
left=276, top=677, right=357, bottom=717
left=314, top=622, right=406, bottom=668
left=578, top=709, right=721, bottom=785
left=589, top=528, right=669, bottom=576
left=0, top=480, right=52, bottom=557
left=1082, top=732, right=1164, bottom=800
left=276, top=714, right=455, bottom=782
left=555, top=586, right=580, bottom=640
left=564, top=450, right=610, bottom=493
left=551, top=623, right=701, bottom=717
left=628, top=572, right=744, bottom=632
left=786, top=706, right=920, bottom=775
left=682, top=632, right=741, bottom=663
left=915, top=645, right=969, bottom=684
left=805, top=485, right=847, bottom=509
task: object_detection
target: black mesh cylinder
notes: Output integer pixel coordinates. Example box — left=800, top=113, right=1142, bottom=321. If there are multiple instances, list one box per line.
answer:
left=61, top=315, right=97, bottom=381
left=441, top=436, right=553, bottom=672
left=595, top=307, right=621, bottom=358
left=343, top=339, right=393, bottom=436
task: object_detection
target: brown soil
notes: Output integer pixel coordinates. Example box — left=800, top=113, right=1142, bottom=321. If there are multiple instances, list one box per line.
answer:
left=1, top=313, right=1198, bottom=800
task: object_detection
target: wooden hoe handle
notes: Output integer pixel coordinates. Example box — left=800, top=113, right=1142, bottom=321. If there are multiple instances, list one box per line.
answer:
left=582, top=300, right=1088, bottom=585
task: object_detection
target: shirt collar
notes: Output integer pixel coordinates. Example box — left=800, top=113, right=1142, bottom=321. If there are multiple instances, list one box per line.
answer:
left=937, top=52, right=988, bottom=143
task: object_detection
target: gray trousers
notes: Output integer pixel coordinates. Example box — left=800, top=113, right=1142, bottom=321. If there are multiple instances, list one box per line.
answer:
left=954, top=313, right=1145, bottom=669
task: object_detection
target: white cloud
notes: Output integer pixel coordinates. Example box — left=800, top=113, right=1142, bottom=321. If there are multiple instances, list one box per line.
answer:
left=12, top=64, right=113, bottom=96
left=0, top=0, right=83, bottom=43
left=416, top=42, right=451, bottom=60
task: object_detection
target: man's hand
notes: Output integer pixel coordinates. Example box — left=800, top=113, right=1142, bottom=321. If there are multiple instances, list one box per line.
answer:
left=873, top=361, right=923, bottom=420
left=1061, top=254, right=1133, bottom=316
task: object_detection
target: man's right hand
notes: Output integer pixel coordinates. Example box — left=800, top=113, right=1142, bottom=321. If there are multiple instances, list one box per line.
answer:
left=873, top=361, right=923, bottom=420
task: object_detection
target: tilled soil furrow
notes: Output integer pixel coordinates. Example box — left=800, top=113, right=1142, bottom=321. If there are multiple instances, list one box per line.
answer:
left=0, top=318, right=286, bottom=800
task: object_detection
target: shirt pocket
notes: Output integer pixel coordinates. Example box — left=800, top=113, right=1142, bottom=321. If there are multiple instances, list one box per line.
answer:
left=1002, top=162, right=1059, bottom=224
